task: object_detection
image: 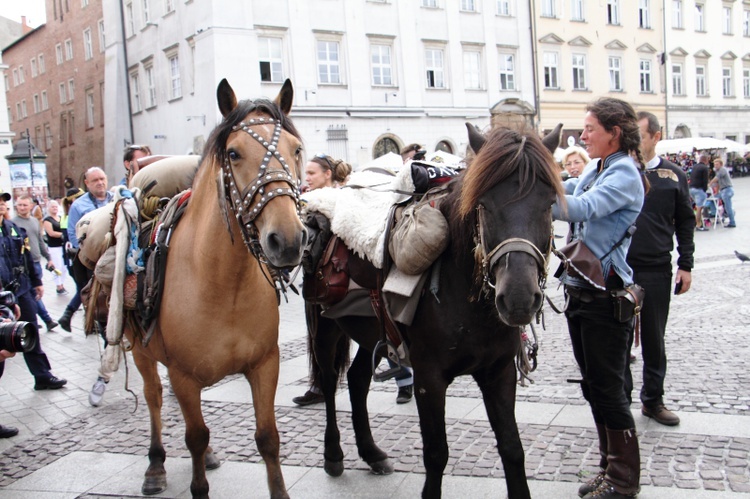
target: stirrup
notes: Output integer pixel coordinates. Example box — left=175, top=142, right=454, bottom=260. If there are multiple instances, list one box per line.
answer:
left=371, top=340, right=403, bottom=382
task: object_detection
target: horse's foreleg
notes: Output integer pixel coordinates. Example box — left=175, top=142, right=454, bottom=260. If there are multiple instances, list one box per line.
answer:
left=413, top=369, right=449, bottom=499
left=246, top=345, right=289, bottom=499
left=473, top=363, right=531, bottom=499
left=169, top=371, right=210, bottom=499
left=348, top=347, right=392, bottom=475
left=132, top=348, right=167, bottom=496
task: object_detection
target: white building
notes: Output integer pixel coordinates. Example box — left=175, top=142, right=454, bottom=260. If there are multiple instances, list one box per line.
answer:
left=102, top=0, right=537, bottom=173
left=0, top=54, right=16, bottom=207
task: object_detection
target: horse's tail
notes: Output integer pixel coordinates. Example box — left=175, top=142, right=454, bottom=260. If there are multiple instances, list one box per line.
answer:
left=304, top=301, right=351, bottom=389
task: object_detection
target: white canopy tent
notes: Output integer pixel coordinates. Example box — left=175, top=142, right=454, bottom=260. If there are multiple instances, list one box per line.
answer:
left=655, top=137, right=749, bottom=155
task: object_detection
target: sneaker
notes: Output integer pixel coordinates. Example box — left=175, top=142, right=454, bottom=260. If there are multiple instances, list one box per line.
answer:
left=89, top=378, right=108, bottom=407
left=696, top=226, right=709, bottom=232
left=641, top=404, right=680, bottom=426
left=292, top=390, right=325, bottom=406
left=726, top=224, right=736, bottom=228
left=396, top=385, right=413, bottom=404
left=56, top=287, right=68, bottom=295
left=34, top=376, right=68, bottom=390
left=45, top=320, right=59, bottom=332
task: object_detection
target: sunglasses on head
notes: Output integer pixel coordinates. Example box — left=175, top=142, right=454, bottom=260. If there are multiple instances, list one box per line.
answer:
left=315, top=153, right=333, bottom=170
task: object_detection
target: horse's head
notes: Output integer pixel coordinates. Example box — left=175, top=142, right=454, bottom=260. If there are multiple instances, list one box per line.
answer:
left=459, top=124, right=564, bottom=326
left=209, top=79, right=308, bottom=268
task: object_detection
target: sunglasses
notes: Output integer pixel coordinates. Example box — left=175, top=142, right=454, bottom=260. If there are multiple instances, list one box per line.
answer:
left=315, top=153, right=333, bottom=170
left=126, top=144, right=148, bottom=151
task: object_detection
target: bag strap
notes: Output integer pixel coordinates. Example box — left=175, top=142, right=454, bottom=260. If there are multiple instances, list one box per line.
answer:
left=600, top=223, right=637, bottom=259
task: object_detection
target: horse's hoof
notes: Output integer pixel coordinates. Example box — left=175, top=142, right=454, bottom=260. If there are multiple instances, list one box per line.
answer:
left=142, top=475, right=167, bottom=495
left=205, top=450, right=222, bottom=470
left=324, top=459, right=344, bottom=477
left=369, top=458, right=394, bottom=475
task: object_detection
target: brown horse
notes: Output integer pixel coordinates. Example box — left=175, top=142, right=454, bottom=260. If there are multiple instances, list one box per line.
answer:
left=126, top=79, right=307, bottom=499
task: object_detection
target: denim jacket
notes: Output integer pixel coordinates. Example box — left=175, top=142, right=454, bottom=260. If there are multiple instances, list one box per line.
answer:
left=552, top=151, right=644, bottom=288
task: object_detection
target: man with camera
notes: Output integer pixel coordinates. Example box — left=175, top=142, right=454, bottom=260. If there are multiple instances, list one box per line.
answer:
left=0, top=189, right=67, bottom=391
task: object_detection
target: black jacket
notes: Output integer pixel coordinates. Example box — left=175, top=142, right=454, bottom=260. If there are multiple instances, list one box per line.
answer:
left=0, top=219, right=42, bottom=296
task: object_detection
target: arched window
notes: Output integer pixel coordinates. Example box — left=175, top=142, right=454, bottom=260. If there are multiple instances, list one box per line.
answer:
left=435, top=140, right=453, bottom=154
left=373, top=137, right=399, bottom=158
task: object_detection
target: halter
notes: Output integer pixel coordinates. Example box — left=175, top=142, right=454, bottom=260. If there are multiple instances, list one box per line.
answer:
left=223, top=117, right=301, bottom=263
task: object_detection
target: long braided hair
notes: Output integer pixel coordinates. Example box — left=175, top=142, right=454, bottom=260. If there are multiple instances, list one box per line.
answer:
left=586, top=98, right=650, bottom=195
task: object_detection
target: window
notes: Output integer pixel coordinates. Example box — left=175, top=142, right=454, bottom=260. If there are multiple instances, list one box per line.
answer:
left=56, top=43, right=63, bottom=64
left=18, top=66, right=24, bottom=84
left=98, top=20, right=106, bottom=52
left=696, top=65, right=707, bottom=96
left=744, top=10, right=750, bottom=36
left=463, top=51, right=481, bottom=89
left=15, top=103, right=22, bottom=121
left=695, top=4, right=704, bottom=31
left=639, top=0, right=650, bottom=28
left=2, top=74, right=7, bottom=92
left=165, top=0, right=175, bottom=13
left=34, top=127, right=42, bottom=150
left=371, top=44, right=393, bottom=86
left=38, top=54, right=45, bottom=74
left=673, top=0, right=682, bottom=28
left=82, top=0, right=89, bottom=6
left=543, top=52, right=559, bottom=88
left=169, top=54, right=182, bottom=99
left=425, top=48, right=445, bottom=88
left=607, top=0, right=620, bottom=25
left=258, top=37, right=283, bottom=83
left=422, top=0, right=438, bottom=7
left=608, top=57, right=622, bottom=91
left=68, top=79, right=75, bottom=101
left=6, top=106, right=11, bottom=124
left=60, top=114, right=68, bottom=146
left=83, top=29, right=93, bottom=60
left=31, top=58, right=38, bottom=77
left=33, top=94, right=40, bottom=113
left=571, top=0, right=584, bottom=21
left=460, top=0, right=475, bottom=12
left=65, top=39, right=74, bottom=60
left=142, top=0, right=151, bottom=25
left=541, top=0, right=555, bottom=17
left=723, top=67, right=732, bottom=96
left=86, top=90, right=95, bottom=128
left=145, top=65, right=156, bottom=107
left=723, top=6, right=732, bottom=34
left=131, top=72, right=142, bottom=112
left=125, top=2, right=135, bottom=36
left=499, top=53, right=515, bottom=90
left=45, top=124, right=53, bottom=150
left=59, top=82, right=67, bottom=103
left=41, top=91, right=48, bottom=110
left=11, top=69, right=18, bottom=87
left=572, top=54, right=586, bottom=90
left=21, top=100, right=27, bottom=119
left=639, top=59, right=652, bottom=92
left=317, top=40, right=341, bottom=84
left=672, top=63, right=683, bottom=95
left=743, top=68, right=750, bottom=97
left=497, top=0, right=511, bottom=16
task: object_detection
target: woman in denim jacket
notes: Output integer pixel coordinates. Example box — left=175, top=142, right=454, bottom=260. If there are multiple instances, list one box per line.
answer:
left=552, top=98, right=647, bottom=499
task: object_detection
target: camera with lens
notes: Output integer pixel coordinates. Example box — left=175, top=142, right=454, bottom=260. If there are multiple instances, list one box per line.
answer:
left=0, top=291, right=37, bottom=354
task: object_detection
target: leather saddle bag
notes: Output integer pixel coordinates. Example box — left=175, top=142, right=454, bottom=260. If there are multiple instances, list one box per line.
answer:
left=555, top=239, right=606, bottom=290
left=303, top=235, right=350, bottom=306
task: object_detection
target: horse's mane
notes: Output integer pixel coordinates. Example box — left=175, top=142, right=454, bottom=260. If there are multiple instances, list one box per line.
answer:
left=444, top=127, right=565, bottom=254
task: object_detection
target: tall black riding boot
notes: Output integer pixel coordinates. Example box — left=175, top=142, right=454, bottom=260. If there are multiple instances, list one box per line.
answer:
left=583, top=428, right=640, bottom=498
left=58, top=308, right=75, bottom=332
left=578, top=423, right=608, bottom=497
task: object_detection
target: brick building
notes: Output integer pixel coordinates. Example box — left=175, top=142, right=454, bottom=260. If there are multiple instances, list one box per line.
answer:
left=2, top=0, right=105, bottom=197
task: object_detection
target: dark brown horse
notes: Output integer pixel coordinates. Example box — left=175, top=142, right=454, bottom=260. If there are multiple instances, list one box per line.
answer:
left=305, top=125, right=564, bottom=498
left=126, top=79, right=307, bottom=499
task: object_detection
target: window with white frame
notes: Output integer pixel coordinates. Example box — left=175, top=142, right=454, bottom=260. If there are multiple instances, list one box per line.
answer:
left=98, top=20, right=105, bottom=51
left=744, top=10, right=749, bottom=36
left=42, top=90, right=48, bottom=110
left=145, top=65, right=156, bottom=107
left=607, top=0, right=620, bottom=25
left=65, top=39, right=73, bottom=60
left=125, top=2, right=135, bottom=36
left=672, top=63, right=684, bottom=95
left=463, top=51, right=481, bottom=89
left=142, top=0, right=151, bottom=25
left=11, top=69, right=18, bottom=87
left=425, top=48, right=445, bottom=88
left=317, top=40, right=341, bottom=84
left=15, top=103, right=21, bottom=121
left=572, top=54, right=586, bottom=90
left=639, top=0, right=650, bottom=28
left=422, top=0, right=438, bottom=7
left=59, top=82, right=67, bottom=103
left=571, top=0, right=584, bottom=21
left=38, top=54, right=45, bottom=73
left=543, top=52, right=559, bottom=88
left=371, top=44, right=393, bottom=86
left=499, top=53, right=515, bottom=90
left=541, top=0, right=556, bottom=17
left=131, top=72, right=141, bottom=112
left=608, top=56, right=622, bottom=91
left=18, top=66, right=24, bottom=84
left=45, top=124, right=53, bottom=150
left=723, top=6, right=732, bottom=34
left=86, top=89, right=95, bottom=128
left=33, top=94, right=40, bottom=113
left=82, top=0, right=89, bottom=6
left=56, top=43, right=63, bottom=64
left=6, top=106, right=11, bottom=124
left=165, top=0, right=175, bottom=13
left=695, top=4, right=704, bottom=31
left=696, top=65, right=707, bottom=95
left=722, top=67, right=732, bottom=96
left=743, top=68, right=749, bottom=97
left=673, top=0, right=682, bottom=28
left=31, top=59, right=38, bottom=77
left=168, top=53, right=182, bottom=99
left=21, top=100, right=27, bottom=118
left=639, top=59, right=652, bottom=92
left=497, top=0, right=511, bottom=16
left=83, top=28, right=93, bottom=60
left=258, top=37, right=284, bottom=83
left=460, top=0, right=475, bottom=12
left=67, top=79, right=74, bottom=101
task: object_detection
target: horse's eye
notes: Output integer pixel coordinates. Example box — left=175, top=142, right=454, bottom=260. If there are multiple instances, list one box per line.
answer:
left=295, top=146, right=303, bottom=157
left=228, top=150, right=239, bottom=162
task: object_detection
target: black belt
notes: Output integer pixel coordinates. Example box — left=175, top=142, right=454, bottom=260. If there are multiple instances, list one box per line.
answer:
left=720, top=186, right=731, bottom=191
left=565, top=285, right=611, bottom=302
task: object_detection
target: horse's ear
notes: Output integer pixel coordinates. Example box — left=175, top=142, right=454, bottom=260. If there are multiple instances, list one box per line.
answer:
left=466, top=122, right=486, bottom=153
left=217, top=79, right=238, bottom=118
left=275, top=79, right=294, bottom=115
left=542, top=123, right=563, bottom=154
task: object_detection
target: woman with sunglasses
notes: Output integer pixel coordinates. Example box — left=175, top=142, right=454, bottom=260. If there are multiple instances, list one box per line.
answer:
left=304, top=153, right=351, bottom=191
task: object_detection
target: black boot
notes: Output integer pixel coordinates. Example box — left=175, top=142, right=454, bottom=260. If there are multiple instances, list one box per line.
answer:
left=578, top=423, right=608, bottom=497
left=58, top=308, right=75, bottom=332
left=583, top=428, right=640, bottom=498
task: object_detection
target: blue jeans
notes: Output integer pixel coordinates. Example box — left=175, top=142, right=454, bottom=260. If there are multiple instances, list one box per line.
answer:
left=33, top=262, right=53, bottom=323
left=718, top=187, right=735, bottom=225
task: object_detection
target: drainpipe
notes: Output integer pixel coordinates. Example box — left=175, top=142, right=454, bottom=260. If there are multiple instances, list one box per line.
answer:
left=662, top=0, right=669, bottom=138
left=529, top=0, right=540, bottom=130
left=119, top=0, right=135, bottom=144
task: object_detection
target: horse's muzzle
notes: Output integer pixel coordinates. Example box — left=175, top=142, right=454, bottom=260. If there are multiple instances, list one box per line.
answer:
left=262, top=226, right=308, bottom=268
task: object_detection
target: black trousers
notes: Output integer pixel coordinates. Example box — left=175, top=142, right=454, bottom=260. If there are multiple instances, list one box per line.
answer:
left=565, top=287, right=635, bottom=430
left=631, top=270, right=672, bottom=408
left=17, top=290, right=53, bottom=380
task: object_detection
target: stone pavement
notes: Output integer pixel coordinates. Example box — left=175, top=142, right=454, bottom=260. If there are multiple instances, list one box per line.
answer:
left=1, top=178, right=749, bottom=498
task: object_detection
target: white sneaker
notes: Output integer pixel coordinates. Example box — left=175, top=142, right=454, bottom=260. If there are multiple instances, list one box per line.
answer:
left=89, top=378, right=107, bottom=407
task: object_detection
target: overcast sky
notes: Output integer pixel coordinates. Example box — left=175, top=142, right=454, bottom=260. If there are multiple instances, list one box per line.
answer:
left=0, top=0, right=46, bottom=28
